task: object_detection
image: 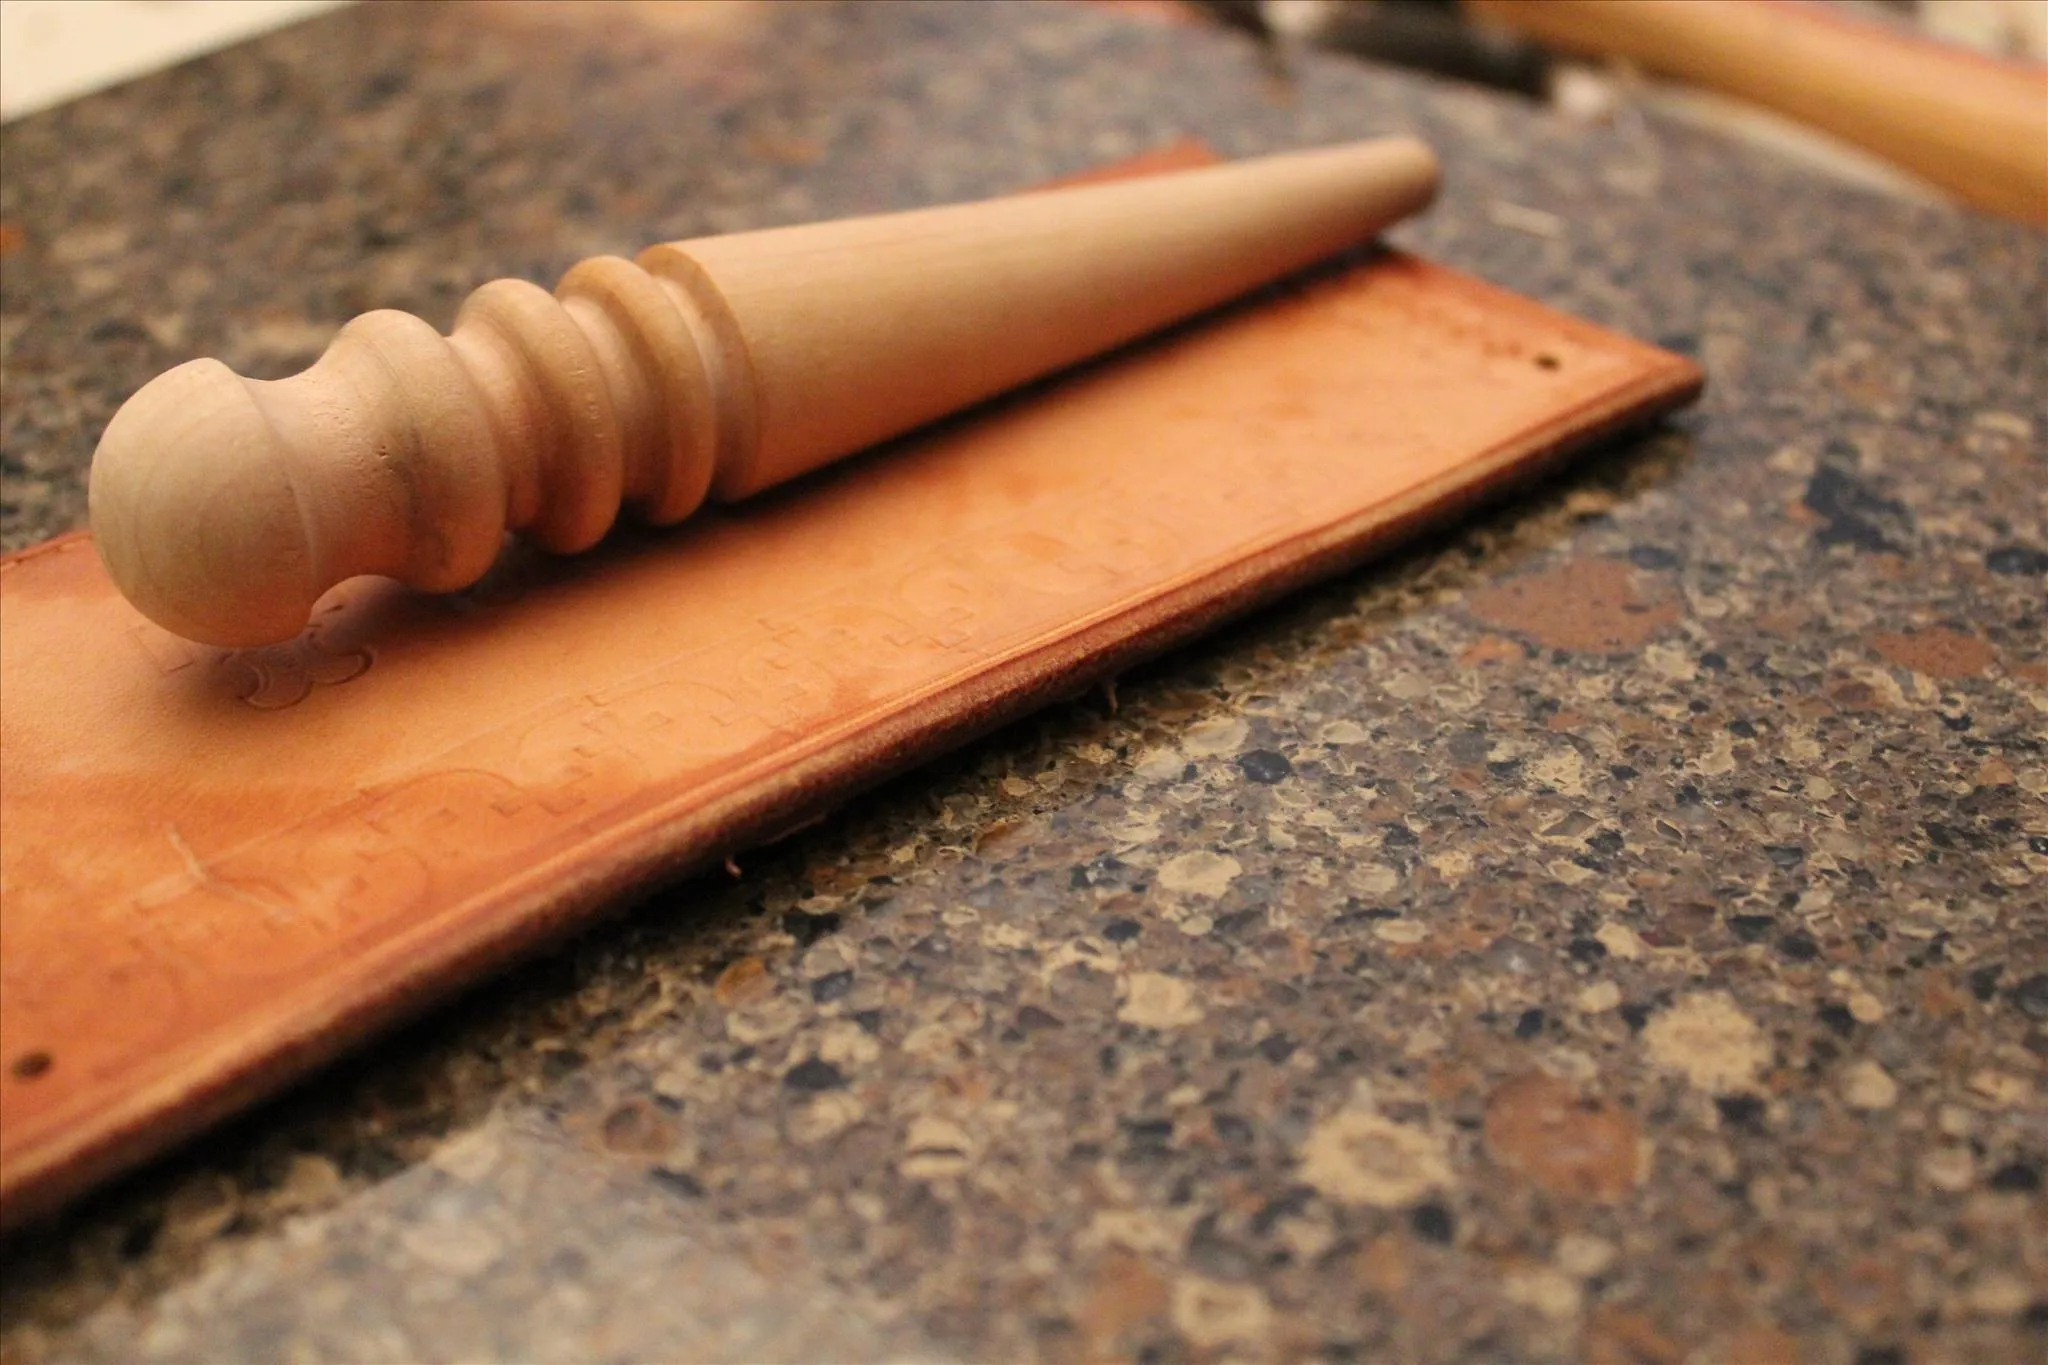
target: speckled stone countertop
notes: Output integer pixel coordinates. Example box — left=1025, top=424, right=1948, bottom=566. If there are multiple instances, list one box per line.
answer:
left=2, top=2, right=2043, bottom=1362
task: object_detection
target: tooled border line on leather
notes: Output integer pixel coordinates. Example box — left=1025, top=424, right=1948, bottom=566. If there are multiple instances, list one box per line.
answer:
left=0, top=266, right=1702, bottom=1232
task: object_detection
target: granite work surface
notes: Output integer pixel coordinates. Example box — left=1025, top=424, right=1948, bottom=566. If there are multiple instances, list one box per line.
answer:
left=1, top=2, right=2044, bottom=1362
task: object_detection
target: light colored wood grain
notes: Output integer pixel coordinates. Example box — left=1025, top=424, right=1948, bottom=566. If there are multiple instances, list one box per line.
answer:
left=1468, top=0, right=2048, bottom=226
left=87, top=138, right=1439, bottom=648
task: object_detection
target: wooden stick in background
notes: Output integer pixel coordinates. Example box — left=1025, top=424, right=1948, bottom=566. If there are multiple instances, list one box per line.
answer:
left=88, top=138, right=1439, bottom=649
left=1468, top=0, right=2048, bottom=227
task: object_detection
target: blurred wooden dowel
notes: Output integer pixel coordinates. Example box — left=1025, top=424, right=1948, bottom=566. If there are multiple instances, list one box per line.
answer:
left=1467, top=0, right=2048, bottom=226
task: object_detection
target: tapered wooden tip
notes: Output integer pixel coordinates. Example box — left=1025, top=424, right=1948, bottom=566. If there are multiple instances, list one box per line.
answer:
left=89, top=137, right=1441, bottom=647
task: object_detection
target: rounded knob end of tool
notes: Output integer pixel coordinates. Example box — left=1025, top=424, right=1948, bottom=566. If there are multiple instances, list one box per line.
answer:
left=90, top=359, right=324, bottom=648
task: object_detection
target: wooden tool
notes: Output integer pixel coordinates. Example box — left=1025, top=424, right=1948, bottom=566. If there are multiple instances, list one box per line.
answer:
left=89, top=138, right=1440, bottom=647
left=1468, top=0, right=2048, bottom=227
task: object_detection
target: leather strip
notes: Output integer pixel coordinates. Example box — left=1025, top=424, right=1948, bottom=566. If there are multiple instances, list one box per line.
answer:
left=0, top=160, right=1700, bottom=1230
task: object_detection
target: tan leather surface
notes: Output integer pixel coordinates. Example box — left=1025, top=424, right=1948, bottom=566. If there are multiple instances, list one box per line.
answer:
left=0, top=214, right=1700, bottom=1230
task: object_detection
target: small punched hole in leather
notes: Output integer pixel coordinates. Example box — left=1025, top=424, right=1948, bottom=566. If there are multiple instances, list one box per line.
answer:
left=10, top=1051, right=52, bottom=1081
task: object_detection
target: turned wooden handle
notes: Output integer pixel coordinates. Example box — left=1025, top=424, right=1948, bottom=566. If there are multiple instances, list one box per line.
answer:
left=1468, top=0, right=2048, bottom=226
left=87, top=137, right=1439, bottom=646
